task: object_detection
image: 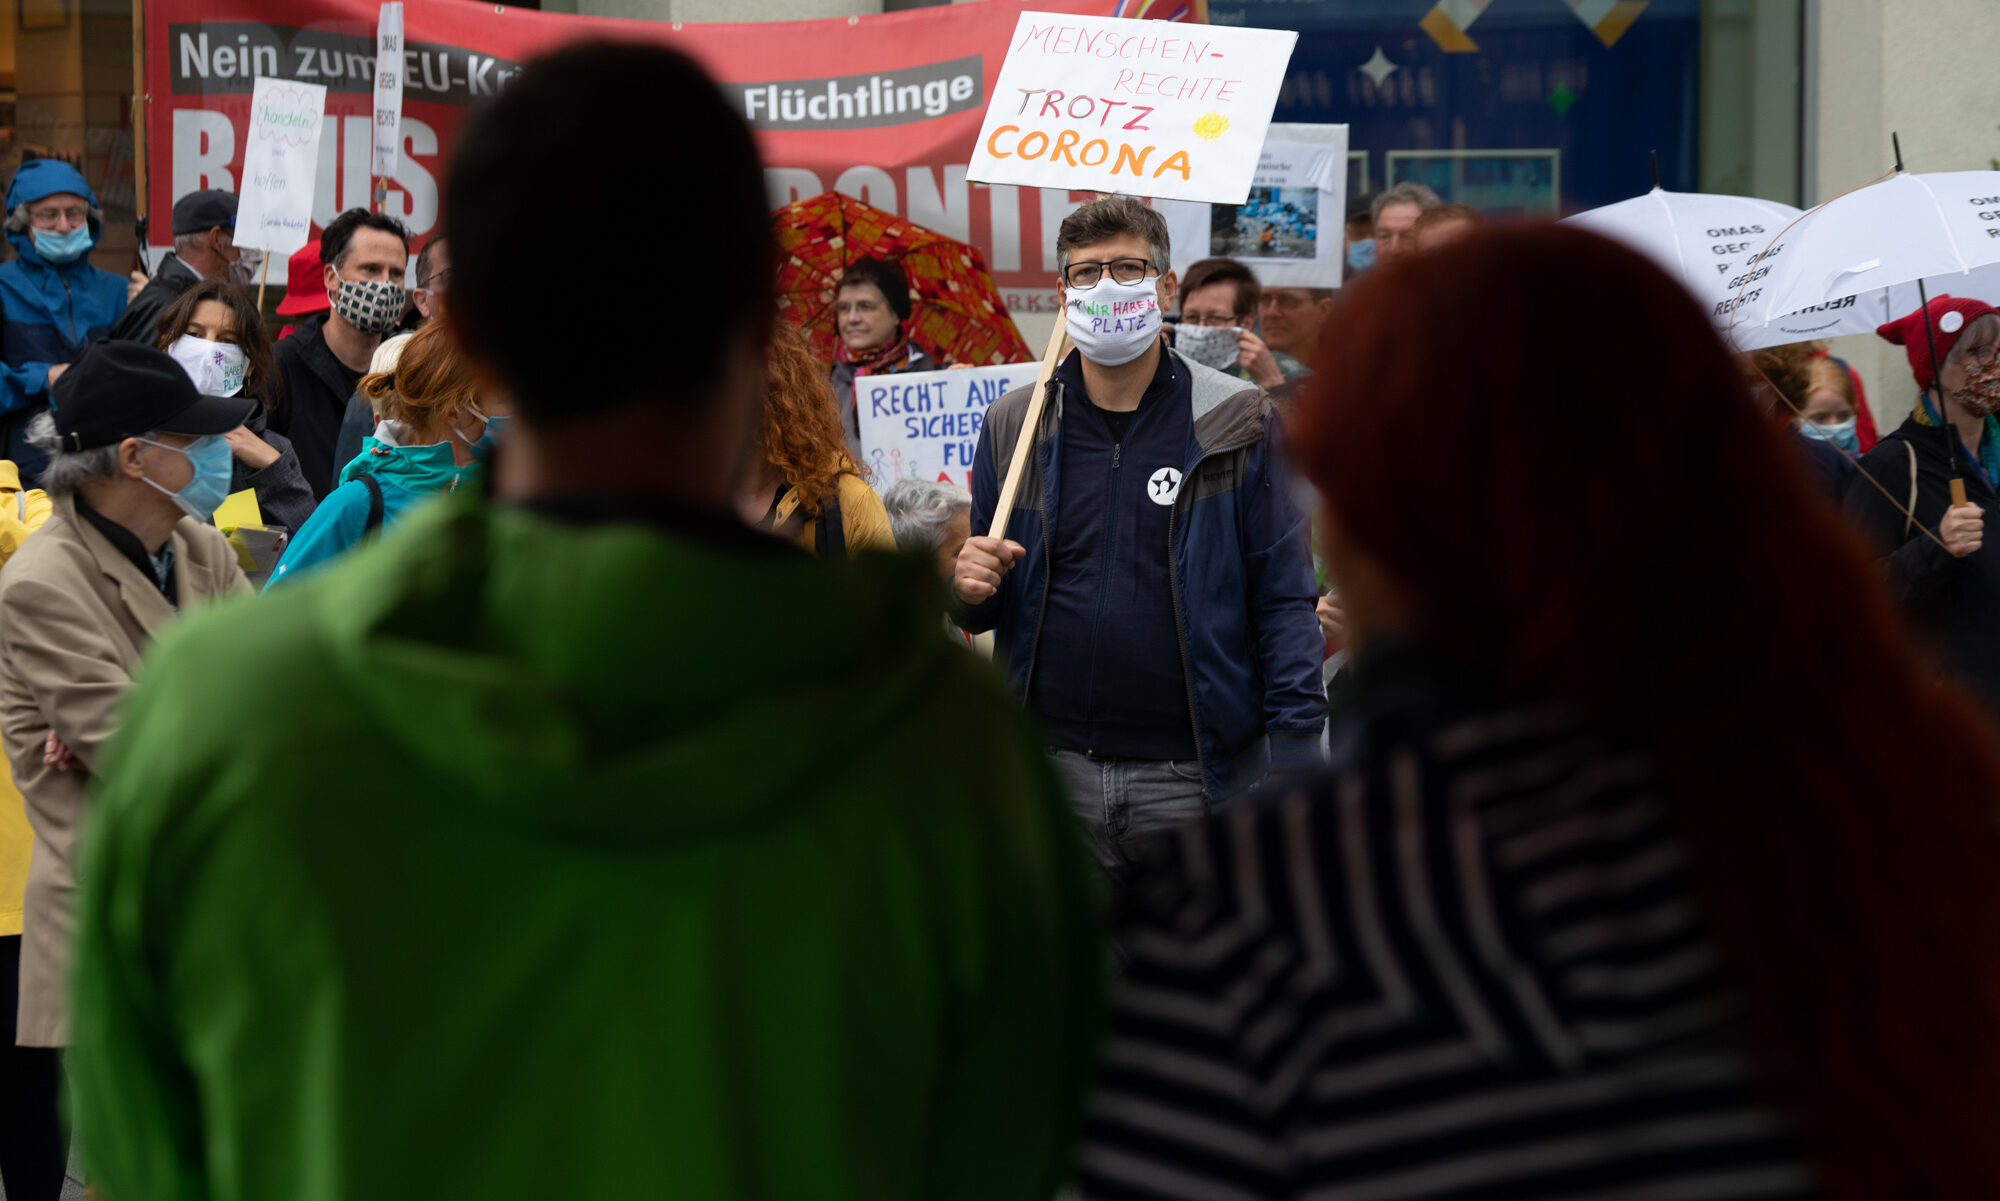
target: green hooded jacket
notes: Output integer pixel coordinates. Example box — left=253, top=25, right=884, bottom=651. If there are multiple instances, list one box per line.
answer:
left=70, top=489, right=1104, bottom=1201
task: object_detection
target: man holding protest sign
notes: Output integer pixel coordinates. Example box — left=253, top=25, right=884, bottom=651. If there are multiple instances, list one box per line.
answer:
left=953, top=197, right=1324, bottom=868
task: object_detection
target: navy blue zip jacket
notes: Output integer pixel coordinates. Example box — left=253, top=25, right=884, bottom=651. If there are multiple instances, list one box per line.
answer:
left=1, top=160, right=128, bottom=482
left=960, top=345, right=1325, bottom=804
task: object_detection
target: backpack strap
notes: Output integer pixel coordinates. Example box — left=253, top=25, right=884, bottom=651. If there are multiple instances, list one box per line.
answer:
left=359, top=473, right=385, bottom=538
left=815, top=483, right=845, bottom=559
left=1905, top=441, right=1919, bottom=540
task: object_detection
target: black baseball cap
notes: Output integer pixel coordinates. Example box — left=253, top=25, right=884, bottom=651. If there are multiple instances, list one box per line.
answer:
left=170, top=188, right=238, bottom=236
left=51, top=342, right=253, bottom=452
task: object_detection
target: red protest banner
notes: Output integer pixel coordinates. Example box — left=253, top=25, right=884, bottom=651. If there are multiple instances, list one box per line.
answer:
left=145, top=0, right=1141, bottom=313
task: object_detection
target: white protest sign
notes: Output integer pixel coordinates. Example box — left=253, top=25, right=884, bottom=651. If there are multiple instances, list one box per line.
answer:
left=967, top=13, right=1298, bottom=205
left=234, top=77, right=328, bottom=255
left=857, top=364, right=1034, bottom=489
left=1158, top=123, right=1348, bottom=287
left=372, top=3, right=405, bottom=178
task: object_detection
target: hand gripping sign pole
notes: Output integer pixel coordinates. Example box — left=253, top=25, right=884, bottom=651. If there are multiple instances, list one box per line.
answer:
left=966, top=11, right=1298, bottom=540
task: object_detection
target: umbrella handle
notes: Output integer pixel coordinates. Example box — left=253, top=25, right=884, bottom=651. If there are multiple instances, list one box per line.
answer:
left=1952, top=478, right=1969, bottom=508
left=987, top=319, right=1073, bottom=543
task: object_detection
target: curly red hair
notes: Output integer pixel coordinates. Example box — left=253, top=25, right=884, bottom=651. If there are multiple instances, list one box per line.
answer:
left=759, top=322, right=864, bottom=514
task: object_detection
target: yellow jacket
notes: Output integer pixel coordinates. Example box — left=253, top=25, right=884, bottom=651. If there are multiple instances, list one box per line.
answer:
left=0, top=461, right=52, bottom=938
left=773, top=471, right=896, bottom=558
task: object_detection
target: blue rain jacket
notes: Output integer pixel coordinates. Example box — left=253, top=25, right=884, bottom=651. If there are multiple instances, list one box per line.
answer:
left=1, top=161, right=129, bottom=480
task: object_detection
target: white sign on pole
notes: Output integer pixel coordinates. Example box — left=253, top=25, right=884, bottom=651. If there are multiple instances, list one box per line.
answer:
left=1157, top=123, right=1348, bottom=288
left=372, top=3, right=405, bottom=179
left=856, top=364, right=1034, bottom=490
left=234, top=77, right=328, bottom=255
left=966, top=13, right=1299, bottom=206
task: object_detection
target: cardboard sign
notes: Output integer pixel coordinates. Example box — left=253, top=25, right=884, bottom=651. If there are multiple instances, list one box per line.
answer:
left=966, top=12, right=1297, bottom=205
left=856, top=364, right=1033, bottom=489
left=371, top=3, right=405, bottom=177
left=234, top=76, right=327, bottom=254
left=1158, top=123, right=1348, bottom=287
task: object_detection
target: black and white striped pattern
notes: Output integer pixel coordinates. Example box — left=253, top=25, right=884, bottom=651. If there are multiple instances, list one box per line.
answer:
left=1080, top=702, right=1815, bottom=1201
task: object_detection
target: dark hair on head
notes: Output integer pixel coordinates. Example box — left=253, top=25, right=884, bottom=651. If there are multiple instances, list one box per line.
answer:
left=414, top=235, right=447, bottom=289
left=1179, top=257, right=1260, bottom=319
left=757, top=322, right=861, bottom=513
left=1412, top=203, right=1484, bottom=233
left=1294, top=222, right=2000, bottom=1201
left=320, top=208, right=410, bottom=269
left=445, top=40, right=770, bottom=426
left=1056, top=195, right=1169, bottom=277
left=153, top=277, right=283, bottom=411
left=836, top=258, right=911, bottom=324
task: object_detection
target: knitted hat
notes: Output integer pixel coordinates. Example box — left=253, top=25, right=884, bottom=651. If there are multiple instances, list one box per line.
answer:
left=1877, top=294, right=1999, bottom=391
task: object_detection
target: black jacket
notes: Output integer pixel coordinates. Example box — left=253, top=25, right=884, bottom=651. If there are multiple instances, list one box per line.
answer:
left=1845, top=415, right=2000, bottom=714
left=233, top=403, right=317, bottom=535
left=106, top=254, right=202, bottom=345
left=272, top=313, right=364, bottom=500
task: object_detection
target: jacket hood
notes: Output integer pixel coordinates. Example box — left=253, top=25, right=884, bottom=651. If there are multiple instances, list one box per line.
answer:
left=6, top=160, right=102, bottom=264
left=339, top=432, right=478, bottom=497
left=285, top=490, right=955, bottom=839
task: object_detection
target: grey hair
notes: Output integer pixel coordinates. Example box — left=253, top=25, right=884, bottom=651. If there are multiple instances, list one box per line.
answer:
left=1055, top=195, right=1171, bottom=278
left=173, top=229, right=213, bottom=256
left=27, top=412, right=123, bottom=498
left=882, top=478, right=971, bottom=555
left=6, top=200, right=103, bottom=235
left=1946, top=312, right=2000, bottom=364
left=1371, top=182, right=1440, bottom=223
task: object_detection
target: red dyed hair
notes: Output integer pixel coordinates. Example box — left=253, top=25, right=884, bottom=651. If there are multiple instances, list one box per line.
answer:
left=1293, top=223, right=2000, bottom=1199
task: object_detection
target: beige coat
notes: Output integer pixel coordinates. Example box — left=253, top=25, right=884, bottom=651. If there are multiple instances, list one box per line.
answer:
left=0, top=492, right=249, bottom=1046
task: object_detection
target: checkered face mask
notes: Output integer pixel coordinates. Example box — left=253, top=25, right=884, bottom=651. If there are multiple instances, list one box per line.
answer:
left=332, top=277, right=407, bottom=334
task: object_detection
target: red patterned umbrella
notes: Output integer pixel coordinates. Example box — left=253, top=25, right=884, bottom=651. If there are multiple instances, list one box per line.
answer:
left=773, top=191, right=1032, bottom=367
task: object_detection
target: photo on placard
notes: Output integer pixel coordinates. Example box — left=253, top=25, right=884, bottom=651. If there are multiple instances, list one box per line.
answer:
left=1209, top=186, right=1320, bottom=261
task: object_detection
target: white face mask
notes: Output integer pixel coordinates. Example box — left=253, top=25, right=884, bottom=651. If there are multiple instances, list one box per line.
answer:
left=1065, top=275, right=1162, bottom=367
left=166, top=333, right=248, bottom=397
left=1174, top=324, right=1242, bottom=372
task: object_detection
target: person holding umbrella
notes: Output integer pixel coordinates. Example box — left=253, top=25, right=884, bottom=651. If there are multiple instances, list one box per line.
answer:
left=827, top=257, right=941, bottom=454
left=1845, top=295, right=2000, bottom=716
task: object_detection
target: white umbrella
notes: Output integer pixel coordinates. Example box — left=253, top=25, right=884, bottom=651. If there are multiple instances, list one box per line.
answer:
left=1562, top=187, right=1804, bottom=340
left=1726, top=261, right=2000, bottom=351
left=1727, top=170, right=2000, bottom=337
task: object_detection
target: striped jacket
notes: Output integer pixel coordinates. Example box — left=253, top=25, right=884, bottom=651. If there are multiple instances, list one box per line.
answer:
left=1080, top=678, right=1814, bottom=1201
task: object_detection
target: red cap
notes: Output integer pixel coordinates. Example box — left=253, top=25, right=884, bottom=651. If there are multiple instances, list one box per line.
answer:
left=1877, top=294, right=1998, bottom=391
left=274, top=240, right=331, bottom=317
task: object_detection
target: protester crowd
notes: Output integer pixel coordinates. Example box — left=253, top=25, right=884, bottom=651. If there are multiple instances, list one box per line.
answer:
left=1, top=36, right=1999, bottom=1201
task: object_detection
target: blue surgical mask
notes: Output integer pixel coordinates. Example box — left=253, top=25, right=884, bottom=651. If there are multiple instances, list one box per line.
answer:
left=137, top=435, right=235, bottom=522
left=32, top=224, right=92, bottom=264
left=1797, top=417, right=1860, bottom=455
left=1346, top=238, right=1376, bottom=273
left=458, top=406, right=509, bottom=463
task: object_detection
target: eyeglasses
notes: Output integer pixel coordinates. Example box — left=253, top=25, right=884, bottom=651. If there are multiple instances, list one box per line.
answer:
left=417, top=267, right=452, bottom=292
left=1179, top=312, right=1242, bottom=329
left=1063, top=257, right=1154, bottom=290
left=28, top=204, right=87, bottom=227
left=1965, top=342, right=2000, bottom=366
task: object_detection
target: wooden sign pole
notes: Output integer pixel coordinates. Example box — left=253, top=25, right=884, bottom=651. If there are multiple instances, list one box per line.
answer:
left=987, top=317, right=1072, bottom=542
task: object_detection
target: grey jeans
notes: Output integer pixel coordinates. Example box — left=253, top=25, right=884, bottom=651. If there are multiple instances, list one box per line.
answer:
left=1049, top=748, right=1209, bottom=871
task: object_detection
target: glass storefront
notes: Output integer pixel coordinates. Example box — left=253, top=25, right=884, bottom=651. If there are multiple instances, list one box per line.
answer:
left=1208, top=0, right=1803, bottom=213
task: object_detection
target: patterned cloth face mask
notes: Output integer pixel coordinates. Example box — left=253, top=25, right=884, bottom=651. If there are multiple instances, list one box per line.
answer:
left=332, top=277, right=408, bottom=334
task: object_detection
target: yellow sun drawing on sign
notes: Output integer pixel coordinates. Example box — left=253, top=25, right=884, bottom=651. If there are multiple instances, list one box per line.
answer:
left=1193, top=113, right=1230, bottom=142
